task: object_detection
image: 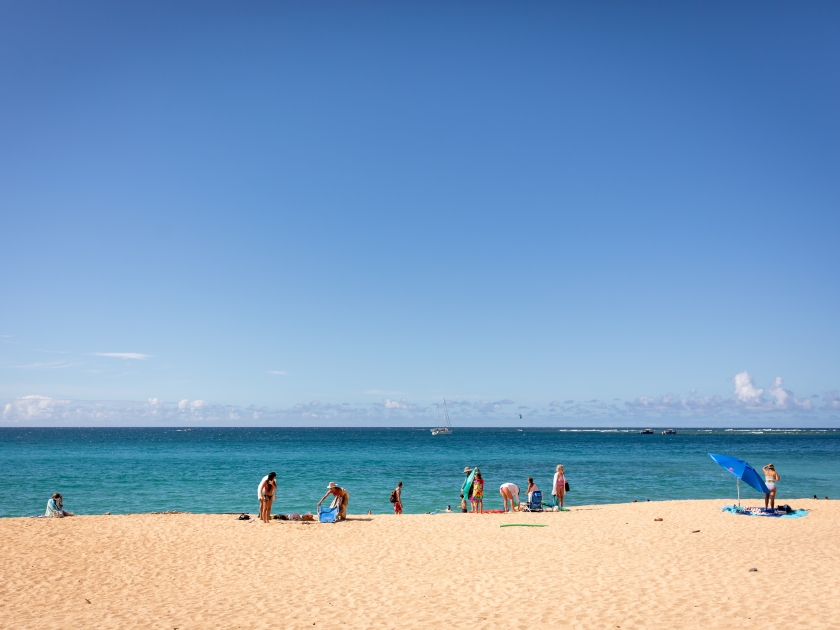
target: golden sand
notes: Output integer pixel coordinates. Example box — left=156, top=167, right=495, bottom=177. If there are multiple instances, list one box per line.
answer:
left=1, top=499, right=837, bottom=629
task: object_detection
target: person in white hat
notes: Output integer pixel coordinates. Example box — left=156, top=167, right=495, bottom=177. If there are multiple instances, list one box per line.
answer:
left=318, top=482, right=350, bottom=521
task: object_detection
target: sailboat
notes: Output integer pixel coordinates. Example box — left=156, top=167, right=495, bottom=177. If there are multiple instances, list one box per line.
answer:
left=431, top=400, right=452, bottom=435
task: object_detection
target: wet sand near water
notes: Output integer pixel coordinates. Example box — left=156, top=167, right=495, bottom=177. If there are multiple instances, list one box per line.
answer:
left=1, top=498, right=837, bottom=629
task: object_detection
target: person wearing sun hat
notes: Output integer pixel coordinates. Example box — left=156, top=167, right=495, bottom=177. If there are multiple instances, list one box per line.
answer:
left=318, top=481, right=350, bottom=521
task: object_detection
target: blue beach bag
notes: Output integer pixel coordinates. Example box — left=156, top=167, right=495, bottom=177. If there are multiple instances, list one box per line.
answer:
left=318, top=506, right=339, bottom=523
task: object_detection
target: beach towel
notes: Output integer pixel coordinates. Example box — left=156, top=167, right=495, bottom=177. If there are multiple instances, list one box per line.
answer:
left=721, top=505, right=808, bottom=518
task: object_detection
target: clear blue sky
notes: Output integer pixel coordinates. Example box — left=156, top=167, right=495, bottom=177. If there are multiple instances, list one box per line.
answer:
left=1, top=2, right=838, bottom=425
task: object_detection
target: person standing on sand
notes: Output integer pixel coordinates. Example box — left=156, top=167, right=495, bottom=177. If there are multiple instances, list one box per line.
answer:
left=392, top=481, right=403, bottom=515
left=461, top=466, right=473, bottom=513
left=552, top=465, right=567, bottom=509
left=318, top=482, right=350, bottom=521
left=763, top=463, right=780, bottom=509
left=499, top=482, right=521, bottom=512
left=472, top=470, right=485, bottom=514
left=258, top=472, right=277, bottom=522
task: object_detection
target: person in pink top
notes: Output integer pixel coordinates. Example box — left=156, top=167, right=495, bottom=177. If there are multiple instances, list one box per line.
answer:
left=552, top=464, right=567, bottom=509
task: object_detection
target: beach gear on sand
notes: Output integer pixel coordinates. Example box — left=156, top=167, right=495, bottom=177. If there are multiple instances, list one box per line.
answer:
left=708, top=453, right=770, bottom=505
left=722, top=505, right=808, bottom=518
left=318, top=506, right=339, bottom=523
left=523, top=490, right=543, bottom=512
left=500, top=524, right=548, bottom=528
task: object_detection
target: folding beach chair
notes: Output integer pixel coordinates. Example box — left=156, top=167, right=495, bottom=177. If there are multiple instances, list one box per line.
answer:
left=318, top=505, right=339, bottom=523
left=523, top=490, right=543, bottom=512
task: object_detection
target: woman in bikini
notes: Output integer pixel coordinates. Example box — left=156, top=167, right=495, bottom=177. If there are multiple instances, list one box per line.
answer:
left=763, top=463, right=780, bottom=510
left=552, top=464, right=566, bottom=509
left=258, top=472, right=277, bottom=522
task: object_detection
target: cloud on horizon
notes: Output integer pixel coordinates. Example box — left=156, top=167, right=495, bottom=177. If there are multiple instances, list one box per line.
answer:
left=2, top=372, right=837, bottom=427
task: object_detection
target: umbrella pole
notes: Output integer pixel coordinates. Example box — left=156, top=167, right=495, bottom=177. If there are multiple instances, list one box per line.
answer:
left=737, top=478, right=741, bottom=507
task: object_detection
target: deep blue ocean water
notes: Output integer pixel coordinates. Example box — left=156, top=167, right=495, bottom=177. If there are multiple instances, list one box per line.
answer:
left=1, top=427, right=838, bottom=517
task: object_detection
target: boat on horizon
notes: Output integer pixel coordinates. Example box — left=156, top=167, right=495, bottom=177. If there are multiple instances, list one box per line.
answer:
left=639, top=428, right=654, bottom=435
left=431, top=400, right=452, bottom=436
left=661, top=429, right=676, bottom=435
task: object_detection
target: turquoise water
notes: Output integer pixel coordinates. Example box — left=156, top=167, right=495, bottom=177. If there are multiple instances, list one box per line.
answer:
left=1, top=427, right=838, bottom=517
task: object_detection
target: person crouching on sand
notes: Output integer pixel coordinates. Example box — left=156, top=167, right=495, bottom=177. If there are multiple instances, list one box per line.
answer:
left=472, top=470, right=485, bottom=514
left=258, top=472, right=277, bottom=523
left=318, top=482, right=350, bottom=521
left=763, top=464, right=781, bottom=510
left=45, top=493, right=73, bottom=518
left=500, top=482, right=521, bottom=512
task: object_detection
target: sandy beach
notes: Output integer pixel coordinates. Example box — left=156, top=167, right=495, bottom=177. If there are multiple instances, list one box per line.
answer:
left=1, top=498, right=837, bottom=629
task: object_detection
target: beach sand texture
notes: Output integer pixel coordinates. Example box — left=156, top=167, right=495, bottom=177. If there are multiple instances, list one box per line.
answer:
left=1, top=499, right=837, bottom=629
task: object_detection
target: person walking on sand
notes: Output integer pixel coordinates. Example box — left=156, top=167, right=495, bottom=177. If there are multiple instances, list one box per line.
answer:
left=472, top=470, right=485, bottom=514
left=763, top=463, right=781, bottom=510
left=258, top=472, right=277, bottom=522
left=499, top=482, right=521, bottom=512
left=391, top=481, right=403, bottom=515
left=318, top=482, right=350, bottom=521
left=552, top=464, right=567, bottom=509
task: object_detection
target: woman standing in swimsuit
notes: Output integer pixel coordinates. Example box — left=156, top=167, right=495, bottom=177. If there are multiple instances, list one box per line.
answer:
left=763, top=463, right=780, bottom=510
left=552, top=464, right=566, bottom=509
left=258, top=472, right=277, bottom=522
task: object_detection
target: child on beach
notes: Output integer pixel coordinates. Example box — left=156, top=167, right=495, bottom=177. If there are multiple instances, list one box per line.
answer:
left=391, top=481, right=403, bottom=515
left=472, top=471, right=484, bottom=514
left=45, top=493, right=73, bottom=518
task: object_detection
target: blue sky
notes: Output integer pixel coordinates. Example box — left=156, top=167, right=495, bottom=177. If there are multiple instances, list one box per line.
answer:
left=1, top=2, right=838, bottom=426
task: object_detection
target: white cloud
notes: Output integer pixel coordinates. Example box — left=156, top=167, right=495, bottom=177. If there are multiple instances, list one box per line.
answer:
left=2, top=395, right=69, bottom=421
left=826, top=391, right=840, bottom=410
left=95, top=353, right=151, bottom=360
left=733, top=371, right=763, bottom=402
left=178, top=399, right=189, bottom=410
left=268, top=370, right=288, bottom=375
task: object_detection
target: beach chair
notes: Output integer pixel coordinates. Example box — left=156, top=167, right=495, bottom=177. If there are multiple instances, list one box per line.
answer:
left=523, top=490, right=543, bottom=512
left=318, top=505, right=339, bottom=523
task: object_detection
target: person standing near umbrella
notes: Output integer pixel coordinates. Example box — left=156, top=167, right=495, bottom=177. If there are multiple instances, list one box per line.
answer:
left=763, top=464, right=780, bottom=509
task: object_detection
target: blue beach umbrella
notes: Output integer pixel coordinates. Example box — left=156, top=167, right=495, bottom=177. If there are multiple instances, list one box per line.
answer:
left=708, top=453, right=770, bottom=506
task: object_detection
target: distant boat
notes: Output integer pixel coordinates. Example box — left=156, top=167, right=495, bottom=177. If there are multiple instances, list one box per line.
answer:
left=431, top=400, right=452, bottom=436
left=639, top=428, right=654, bottom=435
left=661, top=429, right=676, bottom=435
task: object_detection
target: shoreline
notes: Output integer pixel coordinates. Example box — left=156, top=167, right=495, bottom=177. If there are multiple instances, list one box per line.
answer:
left=2, top=498, right=838, bottom=628
left=4, top=495, right=832, bottom=519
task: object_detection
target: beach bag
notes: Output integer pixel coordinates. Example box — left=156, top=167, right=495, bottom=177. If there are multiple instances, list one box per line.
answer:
left=237, top=513, right=250, bottom=520
left=319, top=506, right=339, bottom=523
left=389, top=489, right=397, bottom=503
left=564, top=481, right=570, bottom=492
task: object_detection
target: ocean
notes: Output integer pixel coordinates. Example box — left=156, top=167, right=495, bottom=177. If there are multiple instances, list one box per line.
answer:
left=1, top=427, right=838, bottom=517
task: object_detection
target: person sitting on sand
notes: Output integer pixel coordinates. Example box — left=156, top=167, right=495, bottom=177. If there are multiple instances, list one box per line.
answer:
left=318, top=482, right=350, bottom=521
left=45, top=493, right=73, bottom=518
left=552, top=465, right=567, bottom=509
left=472, top=470, right=484, bottom=514
left=500, top=482, right=521, bottom=512
left=444, top=505, right=452, bottom=513
left=526, top=477, right=538, bottom=503
left=763, top=464, right=780, bottom=510
left=258, top=472, right=277, bottom=523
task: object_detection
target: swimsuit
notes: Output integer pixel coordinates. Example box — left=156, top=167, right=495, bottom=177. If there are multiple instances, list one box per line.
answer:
left=765, top=474, right=777, bottom=492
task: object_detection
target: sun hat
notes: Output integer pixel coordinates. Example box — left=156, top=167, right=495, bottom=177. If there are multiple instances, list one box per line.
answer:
left=327, top=481, right=337, bottom=489
left=463, top=467, right=472, bottom=474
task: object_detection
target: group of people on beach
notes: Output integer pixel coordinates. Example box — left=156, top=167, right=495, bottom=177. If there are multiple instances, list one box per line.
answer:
left=257, top=473, right=350, bottom=522
left=460, top=464, right=568, bottom=513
